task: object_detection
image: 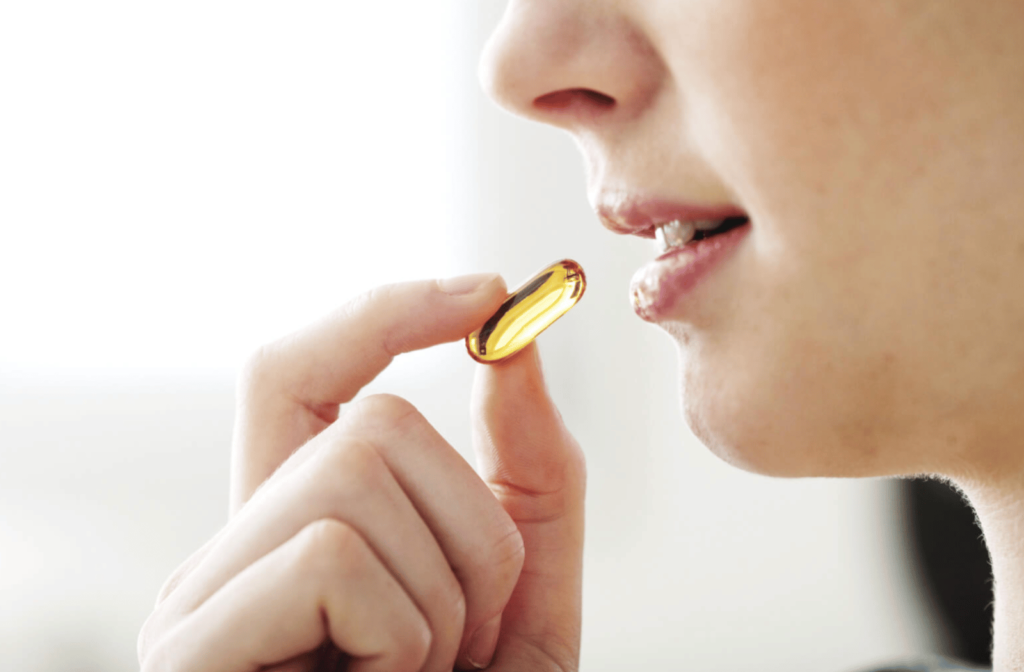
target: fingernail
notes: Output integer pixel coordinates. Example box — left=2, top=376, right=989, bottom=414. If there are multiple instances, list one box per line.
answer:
left=439, top=273, right=500, bottom=296
left=465, top=614, right=501, bottom=669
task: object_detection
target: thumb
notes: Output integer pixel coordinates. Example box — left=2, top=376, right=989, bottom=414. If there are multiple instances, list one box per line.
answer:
left=471, top=341, right=586, bottom=672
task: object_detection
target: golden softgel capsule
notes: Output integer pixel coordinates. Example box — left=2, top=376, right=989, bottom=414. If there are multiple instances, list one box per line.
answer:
left=466, top=259, right=586, bottom=364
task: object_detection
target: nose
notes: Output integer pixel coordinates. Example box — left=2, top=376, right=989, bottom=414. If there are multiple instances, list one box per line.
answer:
left=479, top=1, right=665, bottom=131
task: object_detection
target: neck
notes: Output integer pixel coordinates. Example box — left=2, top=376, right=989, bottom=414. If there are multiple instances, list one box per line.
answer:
left=959, top=475, right=1024, bottom=671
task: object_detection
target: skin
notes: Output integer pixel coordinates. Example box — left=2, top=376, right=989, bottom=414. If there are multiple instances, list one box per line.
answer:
left=140, top=1, right=1024, bottom=670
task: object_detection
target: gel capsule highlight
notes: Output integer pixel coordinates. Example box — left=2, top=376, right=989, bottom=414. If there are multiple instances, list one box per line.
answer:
left=466, top=259, right=586, bottom=364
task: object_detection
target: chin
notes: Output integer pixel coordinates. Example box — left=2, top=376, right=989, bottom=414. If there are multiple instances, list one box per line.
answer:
left=681, top=388, right=811, bottom=478
left=675, top=343, right=888, bottom=480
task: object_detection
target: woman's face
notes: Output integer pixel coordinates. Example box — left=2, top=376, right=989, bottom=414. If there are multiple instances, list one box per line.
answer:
left=481, top=1, right=1024, bottom=479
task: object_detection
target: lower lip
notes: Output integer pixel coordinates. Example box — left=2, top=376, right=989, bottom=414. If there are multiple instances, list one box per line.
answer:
left=630, top=223, right=751, bottom=322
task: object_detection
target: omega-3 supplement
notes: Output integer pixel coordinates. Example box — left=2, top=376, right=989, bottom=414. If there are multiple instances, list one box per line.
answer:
left=466, top=259, right=586, bottom=363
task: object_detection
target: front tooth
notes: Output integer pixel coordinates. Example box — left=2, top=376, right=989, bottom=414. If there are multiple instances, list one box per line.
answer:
left=694, top=219, right=721, bottom=231
left=655, top=224, right=669, bottom=250
left=655, top=220, right=696, bottom=252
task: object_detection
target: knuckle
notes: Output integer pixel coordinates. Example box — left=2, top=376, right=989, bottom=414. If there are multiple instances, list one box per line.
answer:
left=342, top=284, right=408, bottom=356
left=238, top=342, right=280, bottom=392
left=459, top=518, right=524, bottom=615
left=294, top=519, right=363, bottom=579
left=346, top=393, right=423, bottom=435
left=346, top=284, right=383, bottom=313
left=489, top=469, right=582, bottom=525
left=460, top=519, right=525, bottom=611
left=356, top=393, right=418, bottom=423
left=320, top=437, right=390, bottom=498
left=489, top=521, right=527, bottom=578
left=401, top=614, right=433, bottom=672
left=342, top=283, right=397, bottom=325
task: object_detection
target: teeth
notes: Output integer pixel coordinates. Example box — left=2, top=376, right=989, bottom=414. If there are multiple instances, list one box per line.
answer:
left=694, top=219, right=721, bottom=231
left=654, top=220, right=696, bottom=252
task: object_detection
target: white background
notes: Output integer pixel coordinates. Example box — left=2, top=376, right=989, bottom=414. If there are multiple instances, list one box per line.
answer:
left=1, top=2, right=941, bottom=670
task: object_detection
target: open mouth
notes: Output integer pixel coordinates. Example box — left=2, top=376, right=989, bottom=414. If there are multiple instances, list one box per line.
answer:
left=654, top=215, right=750, bottom=254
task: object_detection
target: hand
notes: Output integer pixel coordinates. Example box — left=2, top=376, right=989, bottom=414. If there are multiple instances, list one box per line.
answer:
left=137, top=273, right=586, bottom=672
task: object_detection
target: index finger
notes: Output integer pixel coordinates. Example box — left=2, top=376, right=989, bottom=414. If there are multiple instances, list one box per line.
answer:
left=231, top=273, right=506, bottom=511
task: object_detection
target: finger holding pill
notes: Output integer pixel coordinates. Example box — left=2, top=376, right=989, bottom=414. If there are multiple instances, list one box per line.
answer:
left=465, top=259, right=586, bottom=364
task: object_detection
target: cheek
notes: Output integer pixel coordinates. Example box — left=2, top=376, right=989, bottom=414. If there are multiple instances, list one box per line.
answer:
left=677, top=1, right=958, bottom=239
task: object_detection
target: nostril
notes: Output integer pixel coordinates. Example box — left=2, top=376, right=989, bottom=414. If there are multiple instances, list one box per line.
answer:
left=534, top=88, right=617, bottom=116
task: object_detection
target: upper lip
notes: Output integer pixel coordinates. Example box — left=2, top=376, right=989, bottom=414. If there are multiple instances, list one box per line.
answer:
left=593, top=191, right=748, bottom=239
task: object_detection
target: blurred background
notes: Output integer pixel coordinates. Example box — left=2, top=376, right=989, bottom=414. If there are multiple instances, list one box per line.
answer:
left=0, top=2, right=991, bottom=670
